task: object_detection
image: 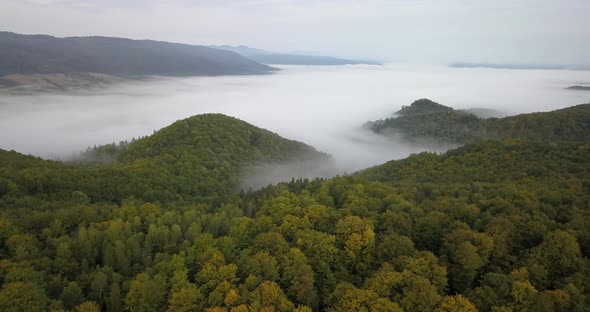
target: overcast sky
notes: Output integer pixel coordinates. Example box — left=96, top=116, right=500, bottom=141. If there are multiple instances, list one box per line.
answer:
left=1, top=0, right=589, bottom=64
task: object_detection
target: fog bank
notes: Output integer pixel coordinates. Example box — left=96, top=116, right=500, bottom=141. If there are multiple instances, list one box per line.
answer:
left=1, top=64, right=590, bottom=178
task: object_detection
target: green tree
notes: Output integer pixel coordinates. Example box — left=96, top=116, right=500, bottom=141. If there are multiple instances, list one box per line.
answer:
left=437, top=295, right=478, bottom=312
left=107, top=280, right=123, bottom=312
left=6, top=234, right=40, bottom=261
left=77, top=301, right=100, bottom=312
left=125, top=273, right=166, bottom=312
left=90, top=271, right=108, bottom=305
left=167, top=285, right=204, bottom=312
left=441, top=229, right=493, bottom=292
left=528, top=230, right=583, bottom=287
left=280, top=248, right=317, bottom=308
left=250, top=281, right=295, bottom=312
left=61, top=281, right=84, bottom=311
left=0, top=282, right=50, bottom=312
left=242, top=251, right=280, bottom=283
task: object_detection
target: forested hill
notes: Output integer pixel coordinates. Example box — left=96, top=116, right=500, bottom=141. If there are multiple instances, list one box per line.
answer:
left=0, top=32, right=274, bottom=77
left=367, top=99, right=590, bottom=144
left=358, top=139, right=590, bottom=184
left=395, top=98, right=455, bottom=116
left=118, top=114, right=321, bottom=163
left=0, top=114, right=328, bottom=203
left=1, top=139, right=589, bottom=311
left=0, top=104, right=589, bottom=311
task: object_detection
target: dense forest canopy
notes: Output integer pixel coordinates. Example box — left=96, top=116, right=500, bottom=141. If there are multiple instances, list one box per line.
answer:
left=0, top=102, right=589, bottom=311
left=367, top=99, right=590, bottom=144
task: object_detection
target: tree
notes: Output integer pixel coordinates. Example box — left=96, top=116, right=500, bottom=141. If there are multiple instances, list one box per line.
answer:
left=366, top=268, right=404, bottom=299
left=532, top=290, right=571, bottom=312
left=250, top=281, right=295, bottom=312
left=280, top=248, right=317, bottom=308
left=511, top=281, right=538, bottom=311
left=528, top=230, right=583, bottom=287
left=412, top=211, right=450, bottom=252
left=77, top=301, right=101, bottom=312
left=195, top=256, right=239, bottom=295
left=397, top=252, right=448, bottom=293
left=6, top=234, right=40, bottom=261
left=107, top=280, right=123, bottom=312
left=437, top=295, right=478, bottom=312
left=90, top=271, right=108, bottom=305
left=441, top=229, right=493, bottom=292
left=125, top=273, right=166, bottom=312
left=61, top=281, right=84, bottom=311
left=335, top=216, right=376, bottom=279
left=399, top=277, right=442, bottom=312
left=241, top=251, right=279, bottom=283
left=167, top=285, right=204, bottom=312
left=329, top=283, right=402, bottom=312
left=377, top=232, right=417, bottom=261
left=0, top=282, right=50, bottom=312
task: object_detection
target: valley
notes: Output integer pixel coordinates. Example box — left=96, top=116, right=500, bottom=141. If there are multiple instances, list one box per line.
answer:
left=1, top=2, right=590, bottom=308
left=1, top=99, right=589, bottom=311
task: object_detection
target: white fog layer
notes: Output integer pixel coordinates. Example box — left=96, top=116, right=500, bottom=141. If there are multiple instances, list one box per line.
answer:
left=1, top=64, right=590, bottom=176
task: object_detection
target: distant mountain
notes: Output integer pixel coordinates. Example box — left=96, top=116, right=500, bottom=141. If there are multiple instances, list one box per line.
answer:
left=210, top=45, right=382, bottom=65
left=0, top=32, right=275, bottom=78
left=450, top=62, right=590, bottom=71
left=366, top=99, right=590, bottom=144
left=0, top=114, right=328, bottom=203
left=567, top=85, right=590, bottom=91
left=210, top=45, right=270, bottom=56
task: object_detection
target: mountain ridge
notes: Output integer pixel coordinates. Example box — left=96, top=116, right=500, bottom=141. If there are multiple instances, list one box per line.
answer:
left=0, top=32, right=275, bottom=78
left=210, top=45, right=382, bottom=66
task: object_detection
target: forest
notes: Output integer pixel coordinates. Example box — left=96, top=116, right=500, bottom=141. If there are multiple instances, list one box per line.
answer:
left=0, top=104, right=589, bottom=311
left=366, top=99, right=590, bottom=144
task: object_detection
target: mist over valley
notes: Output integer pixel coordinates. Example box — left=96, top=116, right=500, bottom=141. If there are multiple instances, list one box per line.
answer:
left=1, top=64, right=589, bottom=186
left=3, top=1, right=590, bottom=311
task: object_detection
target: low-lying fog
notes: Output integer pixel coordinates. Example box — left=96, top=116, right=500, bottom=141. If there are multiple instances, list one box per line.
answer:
left=1, top=64, right=590, bottom=184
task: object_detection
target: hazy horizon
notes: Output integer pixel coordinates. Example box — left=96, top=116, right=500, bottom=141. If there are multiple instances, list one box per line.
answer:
left=2, top=0, right=589, bottom=65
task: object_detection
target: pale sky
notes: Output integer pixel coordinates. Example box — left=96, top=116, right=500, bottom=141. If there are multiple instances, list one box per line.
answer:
left=1, top=0, right=589, bottom=64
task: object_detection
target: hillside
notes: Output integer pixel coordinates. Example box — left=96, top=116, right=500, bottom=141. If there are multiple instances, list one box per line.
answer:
left=367, top=99, right=590, bottom=144
left=1, top=137, right=589, bottom=311
left=210, top=45, right=382, bottom=66
left=0, top=114, right=328, bottom=203
left=0, top=32, right=274, bottom=78
left=0, top=104, right=589, bottom=311
left=358, top=139, right=590, bottom=183
left=367, top=99, right=481, bottom=143
left=118, top=114, right=320, bottom=163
